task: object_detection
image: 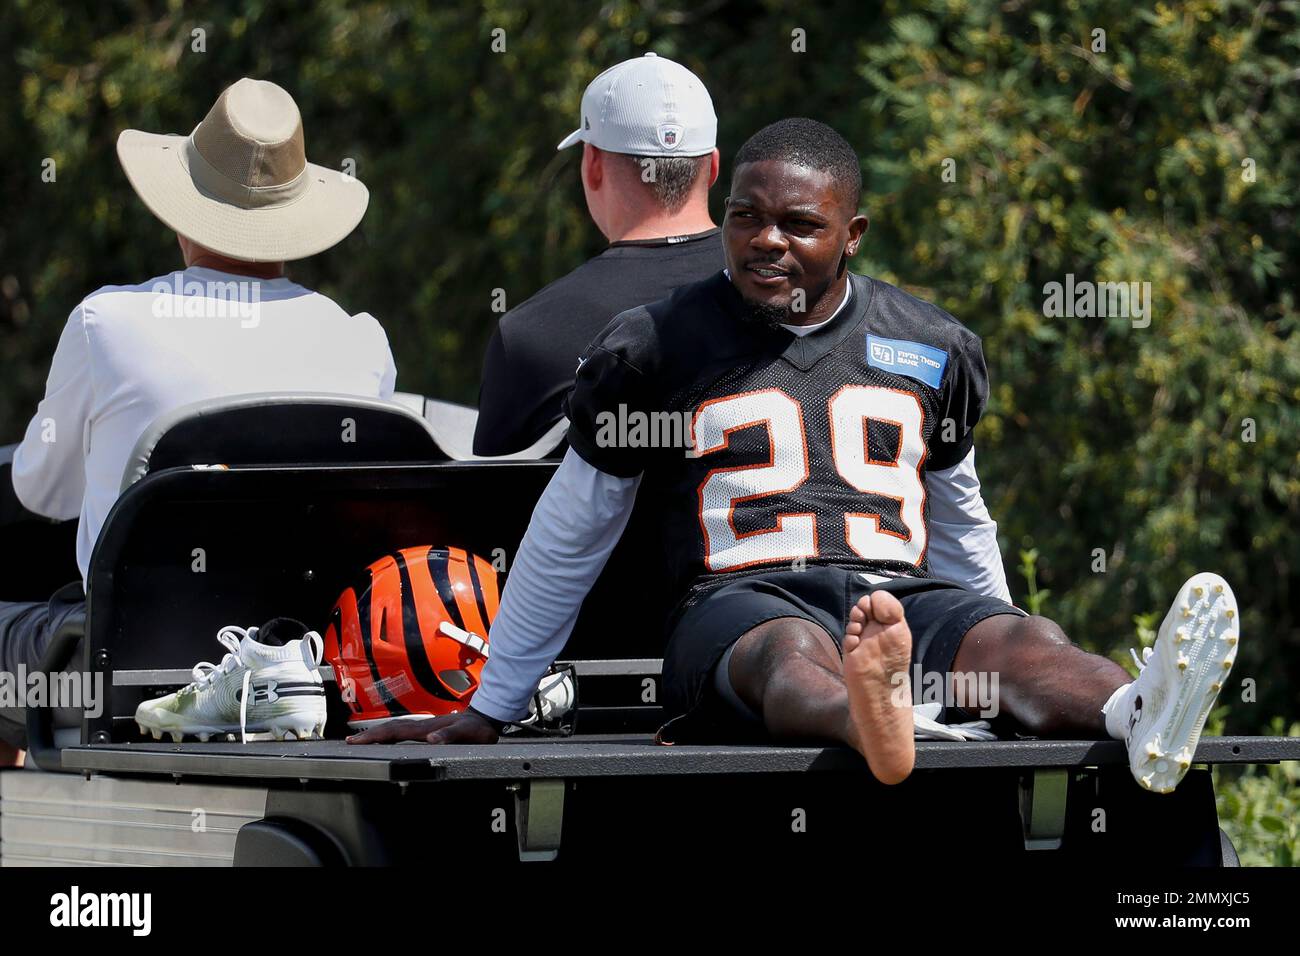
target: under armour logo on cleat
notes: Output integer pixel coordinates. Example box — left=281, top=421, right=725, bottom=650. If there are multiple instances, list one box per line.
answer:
left=237, top=680, right=279, bottom=705
left=1126, top=694, right=1143, bottom=744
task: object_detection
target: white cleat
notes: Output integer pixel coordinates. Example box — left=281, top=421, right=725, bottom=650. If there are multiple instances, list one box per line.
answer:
left=1122, top=572, right=1240, bottom=794
left=276, top=724, right=317, bottom=741
left=134, top=621, right=328, bottom=744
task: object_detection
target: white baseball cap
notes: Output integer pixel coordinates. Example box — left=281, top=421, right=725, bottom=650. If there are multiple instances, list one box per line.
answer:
left=557, top=52, right=717, bottom=157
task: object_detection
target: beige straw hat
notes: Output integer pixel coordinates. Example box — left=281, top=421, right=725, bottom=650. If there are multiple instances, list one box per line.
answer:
left=116, top=78, right=368, bottom=262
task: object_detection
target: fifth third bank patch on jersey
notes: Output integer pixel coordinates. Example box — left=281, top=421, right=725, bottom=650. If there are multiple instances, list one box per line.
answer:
left=866, top=334, right=948, bottom=388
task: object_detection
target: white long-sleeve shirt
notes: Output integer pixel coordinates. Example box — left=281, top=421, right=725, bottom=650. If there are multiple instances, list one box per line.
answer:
left=11, top=266, right=398, bottom=582
left=473, top=444, right=1010, bottom=723
left=926, top=448, right=1012, bottom=601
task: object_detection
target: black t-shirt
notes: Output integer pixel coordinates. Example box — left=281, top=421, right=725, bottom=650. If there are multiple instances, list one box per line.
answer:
left=473, top=228, right=724, bottom=455
left=563, top=270, right=989, bottom=602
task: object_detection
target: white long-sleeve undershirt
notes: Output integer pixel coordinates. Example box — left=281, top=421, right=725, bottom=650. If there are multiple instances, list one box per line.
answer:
left=925, top=448, right=1012, bottom=603
left=472, top=445, right=1011, bottom=723
left=471, top=449, right=641, bottom=722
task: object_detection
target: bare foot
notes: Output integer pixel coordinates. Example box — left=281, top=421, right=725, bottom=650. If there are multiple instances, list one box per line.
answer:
left=842, top=590, right=915, bottom=784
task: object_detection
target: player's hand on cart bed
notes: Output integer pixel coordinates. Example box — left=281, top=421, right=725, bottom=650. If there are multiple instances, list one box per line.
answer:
left=346, top=708, right=501, bottom=745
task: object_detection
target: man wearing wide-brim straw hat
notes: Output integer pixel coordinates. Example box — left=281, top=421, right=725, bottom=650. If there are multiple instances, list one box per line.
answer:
left=0, top=78, right=398, bottom=762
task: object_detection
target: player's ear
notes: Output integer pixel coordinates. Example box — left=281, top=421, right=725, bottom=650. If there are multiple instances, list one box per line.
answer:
left=844, top=214, right=869, bottom=258
left=707, top=148, right=721, bottom=188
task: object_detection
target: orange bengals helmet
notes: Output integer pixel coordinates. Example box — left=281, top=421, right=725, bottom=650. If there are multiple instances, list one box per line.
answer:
left=323, top=545, right=500, bottom=730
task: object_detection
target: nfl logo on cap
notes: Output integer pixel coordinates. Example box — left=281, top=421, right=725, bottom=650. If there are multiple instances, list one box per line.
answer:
left=658, top=124, right=684, bottom=150
left=557, top=53, right=717, bottom=158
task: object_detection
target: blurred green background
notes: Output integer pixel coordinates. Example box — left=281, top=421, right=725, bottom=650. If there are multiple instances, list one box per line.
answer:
left=1, top=0, right=1297, bottom=855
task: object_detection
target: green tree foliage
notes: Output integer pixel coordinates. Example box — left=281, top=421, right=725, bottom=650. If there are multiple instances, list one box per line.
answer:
left=1212, top=714, right=1300, bottom=865
left=855, top=0, right=1299, bottom=727
left=1, top=0, right=1296, bottom=726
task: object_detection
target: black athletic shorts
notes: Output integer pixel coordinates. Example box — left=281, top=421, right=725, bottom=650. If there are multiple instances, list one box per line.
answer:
left=656, top=566, right=1025, bottom=744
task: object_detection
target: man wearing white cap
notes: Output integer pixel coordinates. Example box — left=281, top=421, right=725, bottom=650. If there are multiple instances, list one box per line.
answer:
left=0, top=78, right=396, bottom=756
left=473, top=53, right=723, bottom=456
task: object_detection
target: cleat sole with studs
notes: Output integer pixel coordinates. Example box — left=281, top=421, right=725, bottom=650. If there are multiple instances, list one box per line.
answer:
left=1130, top=572, right=1239, bottom=794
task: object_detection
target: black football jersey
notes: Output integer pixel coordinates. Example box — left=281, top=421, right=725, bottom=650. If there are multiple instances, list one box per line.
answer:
left=564, top=270, right=989, bottom=606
